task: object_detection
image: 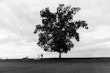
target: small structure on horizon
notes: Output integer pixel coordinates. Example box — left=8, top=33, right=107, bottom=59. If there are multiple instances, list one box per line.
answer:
left=22, top=56, right=29, bottom=60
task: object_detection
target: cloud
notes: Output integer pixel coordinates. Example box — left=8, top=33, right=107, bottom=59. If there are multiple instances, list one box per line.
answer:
left=80, top=25, right=110, bottom=41
left=0, top=42, right=43, bottom=59
left=0, top=0, right=110, bottom=58
left=74, top=25, right=110, bottom=51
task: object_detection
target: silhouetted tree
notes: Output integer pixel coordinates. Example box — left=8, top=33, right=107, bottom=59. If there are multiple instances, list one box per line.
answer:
left=34, top=4, right=88, bottom=58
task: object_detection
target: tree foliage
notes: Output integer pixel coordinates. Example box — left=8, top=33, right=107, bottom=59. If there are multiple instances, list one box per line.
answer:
left=34, top=4, right=88, bottom=56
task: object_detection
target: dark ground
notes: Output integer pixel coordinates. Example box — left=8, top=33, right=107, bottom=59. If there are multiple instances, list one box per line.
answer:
left=0, top=58, right=110, bottom=73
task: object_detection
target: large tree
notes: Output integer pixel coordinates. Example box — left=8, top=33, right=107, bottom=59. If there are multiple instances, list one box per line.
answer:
left=34, top=4, right=88, bottom=58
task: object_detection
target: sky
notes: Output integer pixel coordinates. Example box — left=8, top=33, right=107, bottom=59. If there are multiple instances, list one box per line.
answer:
left=0, top=0, right=110, bottom=59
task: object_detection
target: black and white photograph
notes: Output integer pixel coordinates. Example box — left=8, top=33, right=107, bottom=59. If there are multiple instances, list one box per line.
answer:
left=0, top=0, right=110, bottom=73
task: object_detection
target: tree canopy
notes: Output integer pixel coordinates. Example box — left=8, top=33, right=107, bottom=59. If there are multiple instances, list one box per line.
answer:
left=34, top=4, right=88, bottom=58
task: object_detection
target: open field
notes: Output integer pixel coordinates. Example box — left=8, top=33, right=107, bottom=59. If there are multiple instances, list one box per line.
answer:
left=0, top=58, right=110, bottom=73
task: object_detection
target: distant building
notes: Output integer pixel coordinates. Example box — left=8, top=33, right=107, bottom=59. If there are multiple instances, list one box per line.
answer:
left=22, top=56, right=29, bottom=59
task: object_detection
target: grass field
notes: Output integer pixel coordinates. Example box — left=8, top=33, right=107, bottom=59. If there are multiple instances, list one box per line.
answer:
left=0, top=58, right=110, bottom=73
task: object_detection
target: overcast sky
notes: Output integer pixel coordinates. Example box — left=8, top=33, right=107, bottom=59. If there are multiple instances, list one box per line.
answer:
left=0, top=0, right=110, bottom=59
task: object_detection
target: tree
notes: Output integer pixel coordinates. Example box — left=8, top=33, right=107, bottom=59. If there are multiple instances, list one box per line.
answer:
left=34, top=4, right=88, bottom=58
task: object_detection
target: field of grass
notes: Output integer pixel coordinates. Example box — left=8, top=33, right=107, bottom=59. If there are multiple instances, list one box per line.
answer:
left=0, top=58, right=110, bottom=73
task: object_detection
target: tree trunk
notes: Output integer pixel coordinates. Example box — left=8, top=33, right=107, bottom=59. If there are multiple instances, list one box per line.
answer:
left=59, top=52, right=61, bottom=58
